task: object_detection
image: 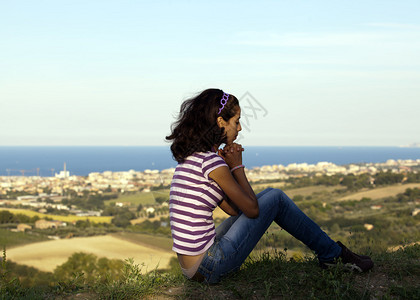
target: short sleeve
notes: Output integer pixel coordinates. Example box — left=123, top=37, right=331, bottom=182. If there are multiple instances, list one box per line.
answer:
left=202, top=152, right=228, bottom=180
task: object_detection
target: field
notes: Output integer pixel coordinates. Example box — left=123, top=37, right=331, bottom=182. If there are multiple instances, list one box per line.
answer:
left=283, top=185, right=345, bottom=197
left=338, top=183, right=420, bottom=201
left=104, top=189, right=170, bottom=206
left=0, top=208, right=112, bottom=223
left=111, top=232, right=172, bottom=251
left=0, top=229, right=49, bottom=248
left=3, top=181, right=418, bottom=280
left=6, top=234, right=175, bottom=273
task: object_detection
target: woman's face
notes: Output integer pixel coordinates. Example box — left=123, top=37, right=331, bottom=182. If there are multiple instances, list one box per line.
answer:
left=223, top=106, right=242, bottom=145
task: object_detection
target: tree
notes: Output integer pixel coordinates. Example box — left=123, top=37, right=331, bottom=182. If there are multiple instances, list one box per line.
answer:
left=155, top=197, right=167, bottom=204
left=0, top=210, right=16, bottom=224
left=112, top=214, right=132, bottom=227
left=374, top=171, right=404, bottom=185
left=75, top=219, right=90, bottom=229
left=54, top=252, right=124, bottom=283
left=110, top=207, right=136, bottom=227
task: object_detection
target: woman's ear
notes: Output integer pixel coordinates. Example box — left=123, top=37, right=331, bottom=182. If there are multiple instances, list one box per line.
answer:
left=216, top=116, right=225, bottom=128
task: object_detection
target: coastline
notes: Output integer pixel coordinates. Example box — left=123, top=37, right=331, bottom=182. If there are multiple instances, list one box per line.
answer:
left=1, top=146, right=420, bottom=177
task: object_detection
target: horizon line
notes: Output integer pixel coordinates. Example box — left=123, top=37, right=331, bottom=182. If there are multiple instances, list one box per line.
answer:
left=0, top=144, right=419, bottom=148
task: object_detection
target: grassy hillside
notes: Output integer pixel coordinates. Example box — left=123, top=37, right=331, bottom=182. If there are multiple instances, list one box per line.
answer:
left=104, top=189, right=170, bottom=206
left=1, top=181, right=418, bottom=299
left=5, top=234, right=175, bottom=273
left=1, top=244, right=419, bottom=299
left=0, top=229, right=49, bottom=249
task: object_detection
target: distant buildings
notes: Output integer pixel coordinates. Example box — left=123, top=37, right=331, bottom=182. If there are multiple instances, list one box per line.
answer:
left=1, top=159, right=419, bottom=201
left=55, top=163, right=70, bottom=179
left=35, top=219, right=66, bottom=229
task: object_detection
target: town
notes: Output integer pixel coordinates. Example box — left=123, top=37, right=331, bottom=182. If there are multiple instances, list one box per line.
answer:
left=1, top=159, right=419, bottom=217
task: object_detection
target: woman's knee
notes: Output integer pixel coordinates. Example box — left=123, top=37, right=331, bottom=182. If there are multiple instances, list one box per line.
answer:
left=256, top=187, right=274, bottom=198
left=267, top=188, right=285, bottom=197
left=263, top=188, right=292, bottom=206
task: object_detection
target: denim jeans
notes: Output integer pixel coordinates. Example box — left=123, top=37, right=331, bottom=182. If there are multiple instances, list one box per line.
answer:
left=197, top=188, right=342, bottom=283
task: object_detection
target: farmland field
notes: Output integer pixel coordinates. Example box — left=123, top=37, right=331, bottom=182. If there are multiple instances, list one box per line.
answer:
left=6, top=234, right=175, bottom=273
left=111, top=232, right=172, bottom=251
left=283, top=185, right=345, bottom=198
left=0, top=208, right=112, bottom=223
left=105, top=189, right=170, bottom=206
left=0, top=229, right=49, bottom=248
left=338, top=183, right=420, bottom=201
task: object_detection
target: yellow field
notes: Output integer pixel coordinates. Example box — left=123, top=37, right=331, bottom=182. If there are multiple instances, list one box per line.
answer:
left=6, top=235, right=175, bottom=273
left=0, top=208, right=112, bottom=224
left=338, top=183, right=420, bottom=201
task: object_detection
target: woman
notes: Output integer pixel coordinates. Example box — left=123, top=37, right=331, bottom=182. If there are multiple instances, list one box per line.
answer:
left=165, top=88, right=373, bottom=284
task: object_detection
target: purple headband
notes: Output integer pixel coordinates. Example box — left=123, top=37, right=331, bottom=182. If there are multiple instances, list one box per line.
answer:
left=218, top=92, right=230, bottom=115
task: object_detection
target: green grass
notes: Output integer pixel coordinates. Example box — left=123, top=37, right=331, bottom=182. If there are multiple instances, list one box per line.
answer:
left=0, top=229, right=49, bottom=249
left=104, top=189, right=170, bottom=206
left=1, top=243, right=419, bottom=299
left=180, top=244, right=420, bottom=300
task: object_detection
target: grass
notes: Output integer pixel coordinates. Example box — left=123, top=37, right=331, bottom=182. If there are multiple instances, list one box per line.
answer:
left=0, top=229, right=49, bottom=248
left=283, top=185, right=346, bottom=198
left=0, top=208, right=112, bottom=224
left=1, top=243, right=419, bottom=299
left=180, top=244, right=420, bottom=300
left=104, top=189, right=170, bottom=206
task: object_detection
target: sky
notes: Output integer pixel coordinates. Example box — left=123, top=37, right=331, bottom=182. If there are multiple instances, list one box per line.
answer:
left=1, top=0, right=419, bottom=146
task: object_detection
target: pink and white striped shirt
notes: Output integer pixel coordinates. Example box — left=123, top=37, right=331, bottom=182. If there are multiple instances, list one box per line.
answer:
left=169, top=151, right=228, bottom=255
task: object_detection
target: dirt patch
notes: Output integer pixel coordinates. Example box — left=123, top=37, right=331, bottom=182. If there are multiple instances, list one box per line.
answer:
left=353, top=260, right=419, bottom=299
left=6, top=235, right=175, bottom=273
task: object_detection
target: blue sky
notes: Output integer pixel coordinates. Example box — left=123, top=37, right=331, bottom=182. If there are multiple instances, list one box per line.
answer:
left=1, top=0, right=419, bottom=146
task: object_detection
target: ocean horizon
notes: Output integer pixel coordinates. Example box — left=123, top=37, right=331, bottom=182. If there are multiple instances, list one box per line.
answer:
left=1, top=146, right=420, bottom=177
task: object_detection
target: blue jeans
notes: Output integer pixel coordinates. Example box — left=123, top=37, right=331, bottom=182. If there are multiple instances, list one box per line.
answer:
left=197, top=188, right=342, bottom=283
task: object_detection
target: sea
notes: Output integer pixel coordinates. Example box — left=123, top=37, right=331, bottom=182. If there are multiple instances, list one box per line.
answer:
left=0, top=146, right=420, bottom=177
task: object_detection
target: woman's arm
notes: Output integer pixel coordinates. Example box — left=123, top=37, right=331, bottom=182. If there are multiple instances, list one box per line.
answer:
left=210, top=144, right=259, bottom=218
left=210, top=166, right=258, bottom=218
left=218, top=196, right=239, bottom=216
left=220, top=143, right=257, bottom=202
left=230, top=165, right=256, bottom=203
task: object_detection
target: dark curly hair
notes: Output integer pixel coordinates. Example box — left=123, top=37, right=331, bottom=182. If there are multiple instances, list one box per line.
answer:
left=165, top=88, right=239, bottom=163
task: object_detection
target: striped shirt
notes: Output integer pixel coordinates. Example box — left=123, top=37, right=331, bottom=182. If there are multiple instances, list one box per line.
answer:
left=169, top=151, right=228, bottom=255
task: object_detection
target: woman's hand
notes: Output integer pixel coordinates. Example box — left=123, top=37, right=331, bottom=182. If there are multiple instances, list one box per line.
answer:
left=210, top=143, right=258, bottom=218
left=220, top=143, right=244, bottom=169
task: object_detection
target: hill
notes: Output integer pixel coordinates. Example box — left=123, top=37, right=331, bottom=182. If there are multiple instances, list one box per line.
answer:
left=1, top=244, right=419, bottom=299
left=6, top=234, right=174, bottom=273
